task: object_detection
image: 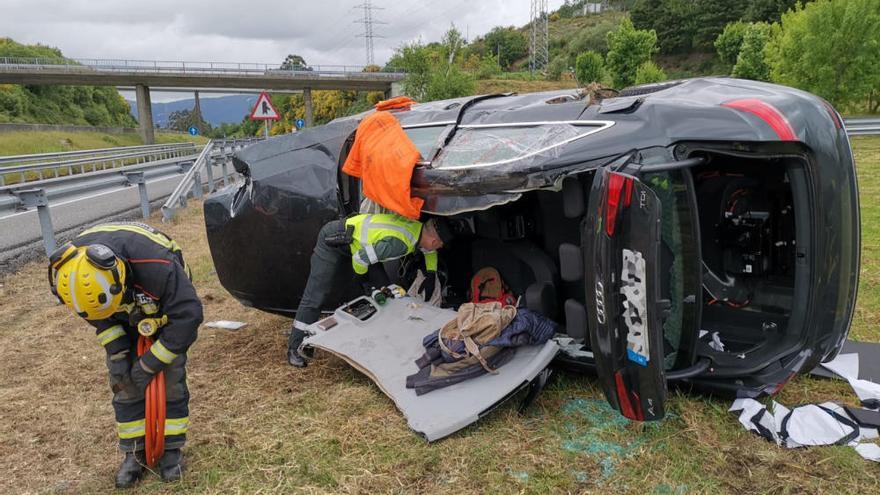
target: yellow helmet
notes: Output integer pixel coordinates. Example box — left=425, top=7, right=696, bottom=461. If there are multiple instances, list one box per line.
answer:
left=48, top=243, right=127, bottom=320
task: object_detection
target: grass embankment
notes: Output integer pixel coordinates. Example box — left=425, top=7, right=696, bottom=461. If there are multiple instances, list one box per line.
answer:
left=0, top=130, right=208, bottom=157
left=0, top=138, right=878, bottom=493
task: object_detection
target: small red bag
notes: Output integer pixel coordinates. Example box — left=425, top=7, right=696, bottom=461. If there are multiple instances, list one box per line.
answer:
left=470, top=267, right=517, bottom=306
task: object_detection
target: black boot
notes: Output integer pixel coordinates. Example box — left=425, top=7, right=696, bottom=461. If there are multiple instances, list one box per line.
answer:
left=287, top=328, right=309, bottom=368
left=114, top=451, right=145, bottom=489
left=158, top=449, right=184, bottom=482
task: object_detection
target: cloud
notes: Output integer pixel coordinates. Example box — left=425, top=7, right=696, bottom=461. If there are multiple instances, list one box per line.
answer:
left=2, top=0, right=565, bottom=76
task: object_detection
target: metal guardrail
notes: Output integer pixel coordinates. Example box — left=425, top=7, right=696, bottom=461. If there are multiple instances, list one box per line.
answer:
left=0, top=57, right=406, bottom=77
left=844, top=117, right=880, bottom=136
left=160, top=140, right=216, bottom=222
left=0, top=143, right=197, bottom=186
left=2, top=138, right=257, bottom=254
left=0, top=142, right=195, bottom=167
left=160, top=139, right=260, bottom=221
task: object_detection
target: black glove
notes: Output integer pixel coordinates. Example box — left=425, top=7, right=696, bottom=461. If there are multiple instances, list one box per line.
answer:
left=419, top=272, right=437, bottom=301
left=324, top=225, right=354, bottom=247
left=108, top=351, right=132, bottom=393
left=130, top=359, right=156, bottom=392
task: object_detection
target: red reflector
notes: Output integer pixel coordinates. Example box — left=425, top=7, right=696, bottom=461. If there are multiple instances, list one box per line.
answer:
left=615, top=370, right=643, bottom=421
left=605, top=173, right=632, bottom=236
left=722, top=98, right=797, bottom=141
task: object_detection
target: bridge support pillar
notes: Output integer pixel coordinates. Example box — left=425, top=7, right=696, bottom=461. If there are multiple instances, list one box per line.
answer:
left=135, top=84, right=155, bottom=145
left=303, top=88, right=314, bottom=128
left=387, top=82, right=404, bottom=99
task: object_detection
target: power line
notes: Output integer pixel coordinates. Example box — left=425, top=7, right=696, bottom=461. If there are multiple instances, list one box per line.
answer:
left=529, top=0, right=549, bottom=73
left=354, top=1, right=387, bottom=66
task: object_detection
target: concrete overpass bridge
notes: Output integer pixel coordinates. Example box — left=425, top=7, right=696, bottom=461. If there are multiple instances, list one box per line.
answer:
left=0, top=57, right=406, bottom=143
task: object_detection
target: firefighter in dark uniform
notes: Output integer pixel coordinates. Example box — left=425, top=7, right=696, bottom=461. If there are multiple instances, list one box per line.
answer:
left=48, top=222, right=203, bottom=488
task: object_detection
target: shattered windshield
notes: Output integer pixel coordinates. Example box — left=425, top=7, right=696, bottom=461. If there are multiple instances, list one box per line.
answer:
left=432, top=123, right=612, bottom=170
left=403, top=126, right=450, bottom=159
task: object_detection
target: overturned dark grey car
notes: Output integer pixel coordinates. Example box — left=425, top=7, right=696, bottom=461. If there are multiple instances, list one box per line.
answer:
left=204, top=77, right=860, bottom=422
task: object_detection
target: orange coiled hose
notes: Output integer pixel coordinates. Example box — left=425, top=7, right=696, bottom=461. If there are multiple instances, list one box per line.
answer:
left=137, top=335, right=166, bottom=467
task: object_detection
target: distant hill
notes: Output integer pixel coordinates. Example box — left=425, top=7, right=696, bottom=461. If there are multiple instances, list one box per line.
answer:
left=128, top=94, right=256, bottom=128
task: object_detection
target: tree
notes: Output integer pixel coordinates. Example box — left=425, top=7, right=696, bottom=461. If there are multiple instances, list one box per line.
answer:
left=393, top=27, right=476, bottom=102
left=575, top=51, right=605, bottom=84
left=634, top=61, right=667, bottom=84
left=280, top=54, right=308, bottom=70
left=715, top=21, right=750, bottom=66
left=692, top=0, right=749, bottom=50
left=731, top=22, right=771, bottom=81
left=480, top=27, right=529, bottom=69
left=765, top=0, right=880, bottom=109
left=632, top=0, right=750, bottom=54
left=166, top=108, right=210, bottom=134
left=631, top=0, right=697, bottom=54
left=744, top=0, right=801, bottom=23
left=605, top=18, right=658, bottom=88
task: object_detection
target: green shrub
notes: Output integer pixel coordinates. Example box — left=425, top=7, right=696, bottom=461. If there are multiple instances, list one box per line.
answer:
left=605, top=18, right=658, bottom=88
left=715, top=21, right=750, bottom=66
left=634, top=61, right=668, bottom=85
left=575, top=51, right=605, bottom=85
left=731, top=22, right=771, bottom=81
left=545, top=55, right=569, bottom=81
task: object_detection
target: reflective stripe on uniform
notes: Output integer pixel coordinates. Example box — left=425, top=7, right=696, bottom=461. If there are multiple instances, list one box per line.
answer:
left=117, top=419, right=146, bottom=439
left=150, top=340, right=177, bottom=364
left=364, top=244, right=379, bottom=264
left=97, top=325, right=126, bottom=346
left=79, top=224, right=181, bottom=253
left=164, top=417, right=189, bottom=436
left=361, top=216, right=417, bottom=244
left=346, top=214, right=423, bottom=275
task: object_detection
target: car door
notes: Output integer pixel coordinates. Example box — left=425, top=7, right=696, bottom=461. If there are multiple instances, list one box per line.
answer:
left=583, top=168, right=667, bottom=421
left=205, top=122, right=359, bottom=315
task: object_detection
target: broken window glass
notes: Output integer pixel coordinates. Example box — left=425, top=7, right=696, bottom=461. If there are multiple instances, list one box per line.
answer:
left=432, top=123, right=607, bottom=170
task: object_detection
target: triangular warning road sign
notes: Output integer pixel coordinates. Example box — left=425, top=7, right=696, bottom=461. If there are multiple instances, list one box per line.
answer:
left=250, top=91, right=280, bottom=121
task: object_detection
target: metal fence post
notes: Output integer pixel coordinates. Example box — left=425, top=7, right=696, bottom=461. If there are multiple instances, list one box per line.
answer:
left=16, top=188, right=56, bottom=255
left=125, top=171, right=150, bottom=219
left=204, top=156, right=215, bottom=193
left=191, top=170, right=203, bottom=199
left=221, top=157, right=230, bottom=187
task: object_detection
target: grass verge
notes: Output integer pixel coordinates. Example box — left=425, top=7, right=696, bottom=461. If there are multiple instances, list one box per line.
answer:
left=0, top=130, right=207, bottom=157
left=0, top=138, right=877, bottom=494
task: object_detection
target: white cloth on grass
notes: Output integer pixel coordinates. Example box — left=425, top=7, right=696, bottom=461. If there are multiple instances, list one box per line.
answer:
left=730, top=352, right=880, bottom=462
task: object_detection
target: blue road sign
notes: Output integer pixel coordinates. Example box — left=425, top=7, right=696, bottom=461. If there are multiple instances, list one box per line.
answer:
left=295, top=119, right=306, bottom=129
left=188, top=126, right=199, bottom=136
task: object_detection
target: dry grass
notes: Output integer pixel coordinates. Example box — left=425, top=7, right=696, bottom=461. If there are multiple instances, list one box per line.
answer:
left=1, top=138, right=879, bottom=494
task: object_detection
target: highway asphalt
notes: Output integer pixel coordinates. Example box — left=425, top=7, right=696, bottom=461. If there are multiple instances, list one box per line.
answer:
left=0, top=172, right=183, bottom=258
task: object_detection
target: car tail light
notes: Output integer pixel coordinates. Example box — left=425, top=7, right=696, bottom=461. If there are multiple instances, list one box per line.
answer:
left=605, top=173, right=633, bottom=236
left=721, top=98, right=797, bottom=141
left=615, top=370, right=644, bottom=421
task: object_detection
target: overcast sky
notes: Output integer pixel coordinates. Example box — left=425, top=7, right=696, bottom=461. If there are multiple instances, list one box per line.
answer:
left=2, top=0, right=566, bottom=100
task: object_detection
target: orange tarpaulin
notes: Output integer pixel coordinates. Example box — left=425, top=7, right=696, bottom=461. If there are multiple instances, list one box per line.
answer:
left=374, top=96, right=416, bottom=112
left=342, top=111, right=423, bottom=219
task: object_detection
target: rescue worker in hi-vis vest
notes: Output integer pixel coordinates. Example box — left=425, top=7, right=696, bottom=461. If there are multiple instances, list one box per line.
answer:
left=287, top=213, right=454, bottom=367
left=48, top=222, right=202, bottom=488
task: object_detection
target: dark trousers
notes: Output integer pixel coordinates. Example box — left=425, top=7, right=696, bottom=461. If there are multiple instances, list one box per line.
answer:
left=289, top=220, right=352, bottom=349
left=107, top=338, right=190, bottom=452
